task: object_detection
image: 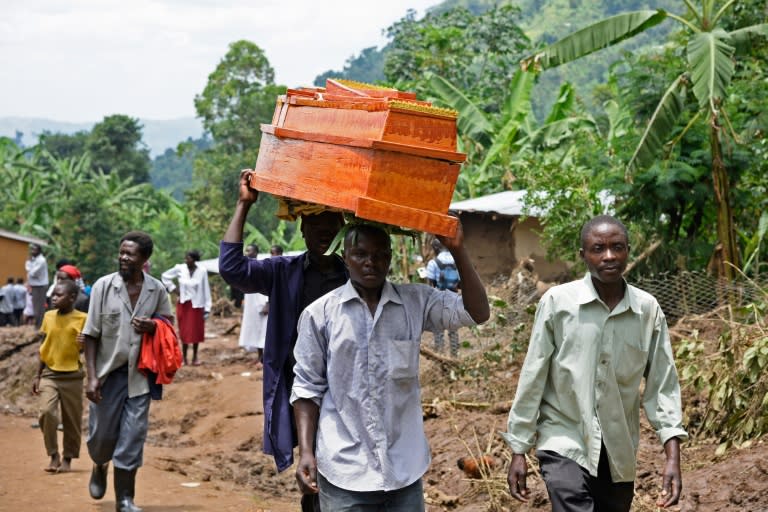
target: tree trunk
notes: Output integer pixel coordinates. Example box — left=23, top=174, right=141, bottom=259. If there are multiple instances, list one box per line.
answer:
left=710, top=114, right=739, bottom=281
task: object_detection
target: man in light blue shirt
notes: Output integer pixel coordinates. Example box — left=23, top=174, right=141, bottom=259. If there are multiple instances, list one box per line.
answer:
left=504, top=215, right=687, bottom=511
left=291, top=222, right=490, bottom=511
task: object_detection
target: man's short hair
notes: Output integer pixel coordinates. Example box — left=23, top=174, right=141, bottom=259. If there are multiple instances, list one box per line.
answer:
left=186, top=249, right=201, bottom=262
left=120, top=231, right=154, bottom=259
left=580, top=215, right=629, bottom=249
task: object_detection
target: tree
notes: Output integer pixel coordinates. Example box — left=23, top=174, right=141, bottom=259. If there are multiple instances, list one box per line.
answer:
left=0, top=139, right=184, bottom=280
left=37, top=130, right=89, bottom=160
left=150, top=136, right=212, bottom=201
left=194, top=40, right=282, bottom=154
left=384, top=4, right=530, bottom=112
left=189, top=40, right=293, bottom=250
left=87, top=115, right=151, bottom=184
left=314, top=46, right=386, bottom=86
left=429, top=71, right=599, bottom=198
left=522, top=3, right=768, bottom=279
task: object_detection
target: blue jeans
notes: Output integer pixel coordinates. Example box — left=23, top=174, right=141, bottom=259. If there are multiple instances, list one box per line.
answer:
left=318, top=473, right=425, bottom=512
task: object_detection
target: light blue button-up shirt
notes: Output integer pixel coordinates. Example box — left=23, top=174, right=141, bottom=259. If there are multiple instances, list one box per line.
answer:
left=291, top=280, right=476, bottom=492
left=502, top=274, right=688, bottom=482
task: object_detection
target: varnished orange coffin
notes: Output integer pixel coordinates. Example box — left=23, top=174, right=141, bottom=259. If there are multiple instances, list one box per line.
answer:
left=251, top=79, right=466, bottom=236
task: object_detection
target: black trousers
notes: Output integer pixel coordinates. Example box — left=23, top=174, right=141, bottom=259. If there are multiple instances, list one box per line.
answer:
left=536, top=447, right=634, bottom=512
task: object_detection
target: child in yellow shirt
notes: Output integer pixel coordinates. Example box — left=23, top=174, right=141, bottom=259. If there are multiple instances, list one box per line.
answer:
left=31, top=280, right=87, bottom=473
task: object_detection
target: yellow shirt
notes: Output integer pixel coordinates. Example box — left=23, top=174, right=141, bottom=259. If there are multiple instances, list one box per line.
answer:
left=502, top=274, right=688, bottom=482
left=39, top=309, right=88, bottom=372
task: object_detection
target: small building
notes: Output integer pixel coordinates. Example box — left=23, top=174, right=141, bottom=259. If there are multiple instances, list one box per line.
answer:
left=450, top=191, right=570, bottom=282
left=0, top=229, right=48, bottom=285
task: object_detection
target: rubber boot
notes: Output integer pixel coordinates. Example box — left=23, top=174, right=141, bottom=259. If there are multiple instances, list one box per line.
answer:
left=89, top=462, right=109, bottom=500
left=114, top=467, right=143, bottom=512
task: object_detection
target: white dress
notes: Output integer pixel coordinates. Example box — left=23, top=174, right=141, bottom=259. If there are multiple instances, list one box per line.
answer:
left=239, top=292, right=268, bottom=352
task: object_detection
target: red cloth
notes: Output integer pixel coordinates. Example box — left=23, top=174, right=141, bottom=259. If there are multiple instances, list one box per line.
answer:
left=139, top=318, right=182, bottom=385
left=176, top=300, right=205, bottom=344
left=59, top=265, right=81, bottom=279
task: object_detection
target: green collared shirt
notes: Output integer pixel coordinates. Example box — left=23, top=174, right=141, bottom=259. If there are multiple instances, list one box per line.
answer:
left=501, top=274, right=687, bottom=482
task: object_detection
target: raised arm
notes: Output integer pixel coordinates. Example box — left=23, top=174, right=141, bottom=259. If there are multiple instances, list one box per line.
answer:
left=437, top=220, right=490, bottom=323
left=223, top=169, right=260, bottom=243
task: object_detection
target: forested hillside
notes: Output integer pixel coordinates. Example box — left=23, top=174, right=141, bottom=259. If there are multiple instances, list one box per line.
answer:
left=1, top=2, right=767, bottom=508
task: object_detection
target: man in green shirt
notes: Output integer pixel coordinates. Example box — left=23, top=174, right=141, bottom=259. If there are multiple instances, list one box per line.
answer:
left=503, top=215, right=687, bottom=511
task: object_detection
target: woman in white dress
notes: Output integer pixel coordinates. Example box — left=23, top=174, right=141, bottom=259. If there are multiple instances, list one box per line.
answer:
left=161, top=250, right=211, bottom=366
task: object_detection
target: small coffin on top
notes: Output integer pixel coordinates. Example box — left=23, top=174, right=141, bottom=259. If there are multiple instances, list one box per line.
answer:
left=251, top=79, right=466, bottom=236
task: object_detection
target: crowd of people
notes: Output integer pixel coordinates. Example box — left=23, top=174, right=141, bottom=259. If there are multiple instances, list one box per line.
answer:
left=8, top=170, right=688, bottom=512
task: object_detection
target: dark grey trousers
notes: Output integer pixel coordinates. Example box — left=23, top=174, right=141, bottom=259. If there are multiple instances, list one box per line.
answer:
left=31, top=285, right=47, bottom=328
left=536, top=448, right=634, bottom=512
left=87, top=366, right=150, bottom=471
left=318, top=474, right=424, bottom=512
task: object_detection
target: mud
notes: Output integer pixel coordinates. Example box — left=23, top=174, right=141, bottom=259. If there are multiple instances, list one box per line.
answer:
left=1, top=304, right=766, bottom=512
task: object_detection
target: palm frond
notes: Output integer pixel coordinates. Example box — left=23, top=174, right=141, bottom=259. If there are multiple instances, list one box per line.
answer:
left=728, top=23, right=768, bottom=54
left=627, top=74, right=688, bottom=175
left=687, top=29, right=735, bottom=110
left=428, top=74, right=493, bottom=139
left=521, top=10, right=668, bottom=70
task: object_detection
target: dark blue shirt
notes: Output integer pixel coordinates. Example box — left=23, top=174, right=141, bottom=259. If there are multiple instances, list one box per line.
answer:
left=218, top=241, right=347, bottom=472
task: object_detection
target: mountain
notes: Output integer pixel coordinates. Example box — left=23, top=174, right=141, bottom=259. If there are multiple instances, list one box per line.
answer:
left=0, top=116, right=204, bottom=157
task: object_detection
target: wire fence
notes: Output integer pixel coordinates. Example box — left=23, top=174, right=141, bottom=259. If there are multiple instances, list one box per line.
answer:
left=631, top=270, right=767, bottom=323
left=504, top=268, right=767, bottom=325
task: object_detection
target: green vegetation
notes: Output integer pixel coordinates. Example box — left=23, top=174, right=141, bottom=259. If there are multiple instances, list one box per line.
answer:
left=1, top=0, right=766, bottom=450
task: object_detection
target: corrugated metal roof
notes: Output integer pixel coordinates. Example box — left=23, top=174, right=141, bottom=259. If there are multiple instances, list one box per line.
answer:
left=0, top=228, right=48, bottom=246
left=450, top=190, right=536, bottom=218
left=450, top=190, right=613, bottom=218
left=199, top=251, right=303, bottom=275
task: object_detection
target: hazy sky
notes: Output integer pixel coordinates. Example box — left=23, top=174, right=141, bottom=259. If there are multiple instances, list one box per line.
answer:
left=1, top=0, right=437, bottom=122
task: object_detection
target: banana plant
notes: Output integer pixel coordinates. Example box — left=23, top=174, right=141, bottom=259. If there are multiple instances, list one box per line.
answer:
left=428, top=70, right=598, bottom=197
left=520, top=2, right=768, bottom=280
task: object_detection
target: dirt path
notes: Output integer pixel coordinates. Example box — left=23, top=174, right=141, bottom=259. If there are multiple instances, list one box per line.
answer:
left=2, top=315, right=768, bottom=512
left=0, top=325, right=298, bottom=512
left=0, top=414, right=295, bottom=512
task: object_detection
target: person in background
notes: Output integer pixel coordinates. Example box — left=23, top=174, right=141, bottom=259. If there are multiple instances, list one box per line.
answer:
left=83, top=231, right=172, bottom=512
left=26, top=243, right=50, bottom=328
left=238, top=244, right=269, bottom=368
left=13, top=277, right=27, bottom=326
left=291, top=222, right=489, bottom=510
left=161, top=250, right=211, bottom=366
left=46, top=258, right=76, bottom=302
left=56, top=264, right=90, bottom=313
left=31, top=280, right=87, bottom=473
left=219, top=169, right=347, bottom=512
left=23, top=282, right=35, bottom=325
left=504, top=215, right=687, bottom=511
left=0, top=277, right=16, bottom=326
left=425, top=238, right=461, bottom=356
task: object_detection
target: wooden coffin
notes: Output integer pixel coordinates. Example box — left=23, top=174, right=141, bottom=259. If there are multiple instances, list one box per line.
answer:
left=251, top=79, right=466, bottom=236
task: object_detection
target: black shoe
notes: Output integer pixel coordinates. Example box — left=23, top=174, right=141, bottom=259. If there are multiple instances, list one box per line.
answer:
left=114, top=467, right=143, bottom=512
left=116, top=496, right=143, bottom=512
left=89, top=462, right=109, bottom=500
